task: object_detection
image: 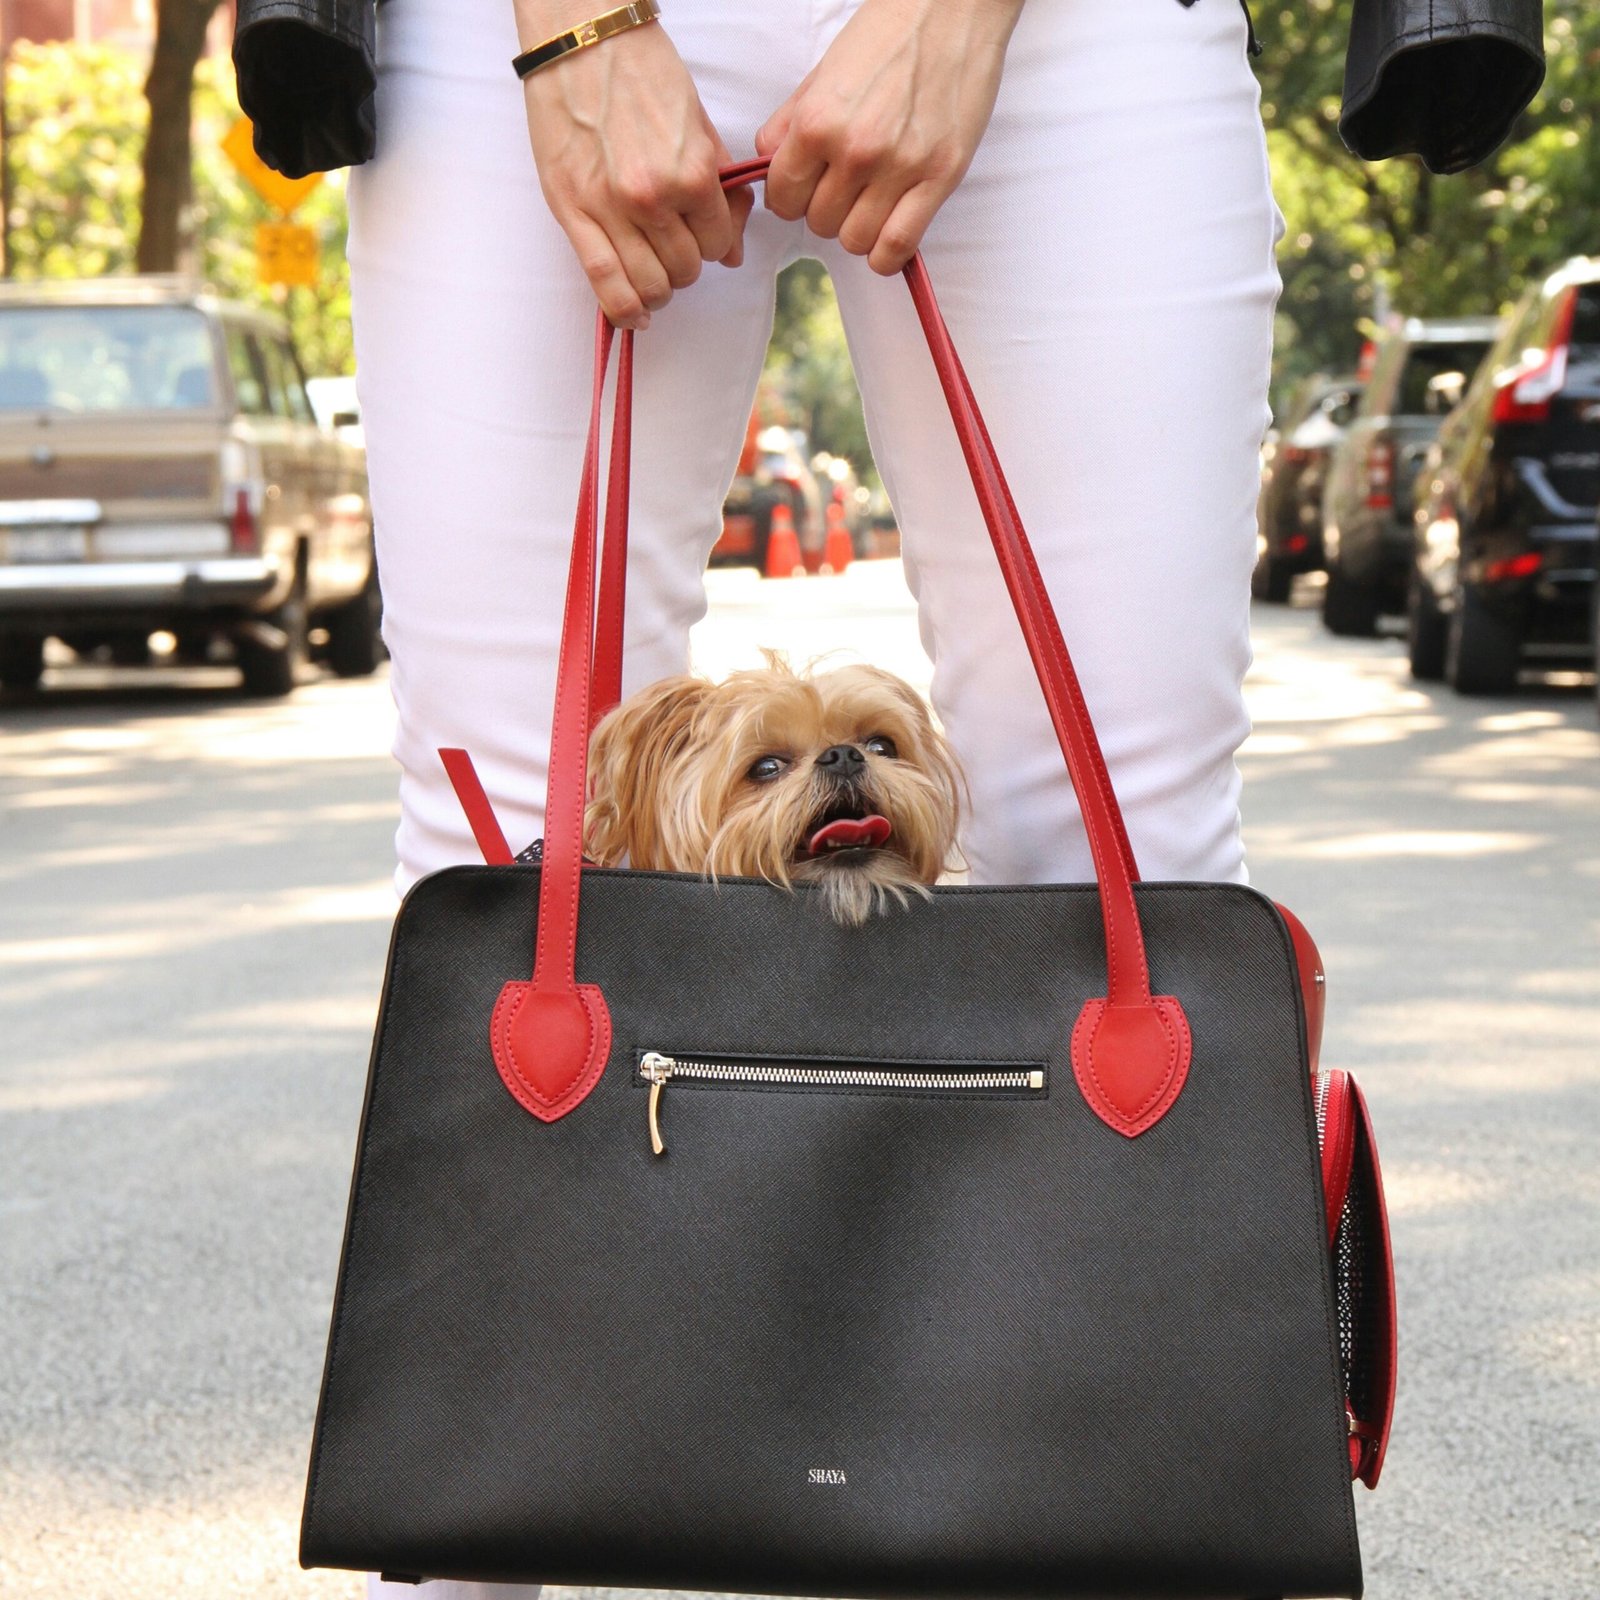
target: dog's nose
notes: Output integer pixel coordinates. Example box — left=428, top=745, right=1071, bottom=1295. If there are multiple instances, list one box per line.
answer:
left=817, top=744, right=866, bottom=776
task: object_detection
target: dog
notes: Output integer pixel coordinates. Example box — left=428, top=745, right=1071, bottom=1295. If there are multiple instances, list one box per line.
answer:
left=584, top=655, right=966, bottom=926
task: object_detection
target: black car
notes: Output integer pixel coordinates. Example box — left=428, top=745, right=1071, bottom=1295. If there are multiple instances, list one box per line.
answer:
left=1409, top=259, right=1600, bottom=694
left=1320, top=316, right=1501, bottom=636
left=1254, top=374, right=1364, bottom=602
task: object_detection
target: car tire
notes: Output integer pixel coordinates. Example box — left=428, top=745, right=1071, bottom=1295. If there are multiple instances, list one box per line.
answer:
left=1406, top=576, right=1448, bottom=681
left=1322, top=565, right=1381, bottom=638
left=1251, top=550, right=1294, bottom=604
left=0, top=634, right=45, bottom=692
left=324, top=558, right=384, bottom=679
left=238, top=569, right=310, bottom=698
left=1445, top=588, right=1521, bottom=696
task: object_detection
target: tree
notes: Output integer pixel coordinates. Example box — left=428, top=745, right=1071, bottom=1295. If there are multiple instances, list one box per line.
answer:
left=1258, top=0, right=1599, bottom=405
left=6, top=41, right=353, bottom=374
left=137, top=0, right=224, bottom=272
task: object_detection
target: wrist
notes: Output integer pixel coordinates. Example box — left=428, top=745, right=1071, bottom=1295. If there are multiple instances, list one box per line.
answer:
left=858, top=0, right=1024, bottom=50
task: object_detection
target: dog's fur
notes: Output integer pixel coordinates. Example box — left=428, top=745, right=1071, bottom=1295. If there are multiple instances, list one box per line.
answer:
left=585, top=655, right=966, bottom=925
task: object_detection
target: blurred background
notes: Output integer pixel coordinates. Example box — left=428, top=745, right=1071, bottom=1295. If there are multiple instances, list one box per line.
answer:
left=0, top=3, right=1596, bottom=1598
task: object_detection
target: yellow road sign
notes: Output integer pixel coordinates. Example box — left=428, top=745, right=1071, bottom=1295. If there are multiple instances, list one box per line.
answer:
left=223, top=117, right=323, bottom=215
left=256, top=222, right=318, bottom=287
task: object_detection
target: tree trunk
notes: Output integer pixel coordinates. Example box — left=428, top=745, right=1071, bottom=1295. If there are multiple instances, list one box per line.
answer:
left=137, top=0, right=222, bottom=273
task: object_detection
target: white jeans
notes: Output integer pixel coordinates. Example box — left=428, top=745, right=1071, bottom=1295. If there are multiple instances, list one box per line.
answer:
left=355, top=0, right=1279, bottom=1590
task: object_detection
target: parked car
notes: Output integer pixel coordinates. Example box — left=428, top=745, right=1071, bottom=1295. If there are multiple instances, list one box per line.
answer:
left=711, top=422, right=825, bottom=572
left=1253, top=373, right=1364, bottom=601
left=1320, top=315, right=1501, bottom=636
left=1408, top=259, right=1600, bottom=694
left=0, top=275, right=376, bottom=696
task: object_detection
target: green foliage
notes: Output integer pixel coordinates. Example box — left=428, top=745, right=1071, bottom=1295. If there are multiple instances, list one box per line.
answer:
left=3, top=41, right=353, bottom=375
left=766, top=259, right=873, bottom=477
left=1260, top=0, right=1599, bottom=410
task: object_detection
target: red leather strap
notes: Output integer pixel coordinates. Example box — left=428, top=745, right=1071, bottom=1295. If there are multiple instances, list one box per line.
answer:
left=590, top=328, right=633, bottom=733
left=508, top=157, right=1192, bottom=1133
left=488, top=316, right=617, bottom=1122
left=439, top=747, right=514, bottom=866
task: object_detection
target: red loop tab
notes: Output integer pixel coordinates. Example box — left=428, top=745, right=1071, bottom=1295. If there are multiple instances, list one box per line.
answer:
left=491, top=981, right=612, bottom=1124
left=1070, top=997, right=1193, bottom=1139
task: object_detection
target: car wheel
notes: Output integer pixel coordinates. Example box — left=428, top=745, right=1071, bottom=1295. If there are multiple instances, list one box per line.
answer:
left=1321, top=565, right=1381, bottom=638
left=1445, top=588, right=1521, bottom=696
left=0, top=634, right=45, bottom=692
left=238, top=569, right=310, bottom=698
left=1406, top=576, right=1448, bottom=681
left=324, top=558, right=384, bottom=679
left=1251, top=550, right=1294, bottom=604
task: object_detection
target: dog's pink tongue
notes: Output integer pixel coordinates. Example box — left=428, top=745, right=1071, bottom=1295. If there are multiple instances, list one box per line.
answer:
left=806, top=814, right=892, bottom=856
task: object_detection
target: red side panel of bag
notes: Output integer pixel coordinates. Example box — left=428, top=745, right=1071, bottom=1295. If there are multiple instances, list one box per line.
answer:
left=1318, top=1068, right=1398, bottom=1490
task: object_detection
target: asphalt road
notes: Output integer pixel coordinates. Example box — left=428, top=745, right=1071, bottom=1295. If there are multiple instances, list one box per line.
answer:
left=1, top=563, right=1596, bottom=1598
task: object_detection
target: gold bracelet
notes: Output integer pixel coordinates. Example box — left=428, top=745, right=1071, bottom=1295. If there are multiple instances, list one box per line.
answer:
left=512, top=0, right=662, bottom=80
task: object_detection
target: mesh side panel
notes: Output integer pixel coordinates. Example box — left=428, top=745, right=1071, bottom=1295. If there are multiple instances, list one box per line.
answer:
left=1347, top=1135, right=1386, bottom=1424
left=1334, top=1195, right=1359, bottom=1396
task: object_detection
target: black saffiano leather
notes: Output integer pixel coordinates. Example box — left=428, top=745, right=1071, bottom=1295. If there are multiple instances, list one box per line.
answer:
left=300, top=866, right=1363, bottom=1597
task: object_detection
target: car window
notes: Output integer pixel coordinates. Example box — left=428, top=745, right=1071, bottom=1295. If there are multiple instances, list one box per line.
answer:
left=225, top=327, right=272, bottom=416
left=0, top=304, right=217, bottom=412
left=1397, top=342, right=1492, bottom=415
left=265, top=338, right=316, bottom=424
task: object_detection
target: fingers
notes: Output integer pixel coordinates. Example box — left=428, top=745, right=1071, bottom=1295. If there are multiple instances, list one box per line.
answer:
left=867, top=182, right=944, bottom=276
left=564, top=212, right=657, bottom=331
left=709, top=132, right=753, bottom=268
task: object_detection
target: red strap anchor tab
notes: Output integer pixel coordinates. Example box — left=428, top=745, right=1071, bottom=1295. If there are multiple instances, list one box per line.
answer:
left=483, top=158, right=1191, bottom=1133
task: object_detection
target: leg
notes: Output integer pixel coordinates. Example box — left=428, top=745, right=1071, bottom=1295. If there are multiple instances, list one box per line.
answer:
left=824, top=0, right=1283, bottom=885
left=349, top=3, right=807, bottom=1594
left=350, top=0, right=808, bottom=893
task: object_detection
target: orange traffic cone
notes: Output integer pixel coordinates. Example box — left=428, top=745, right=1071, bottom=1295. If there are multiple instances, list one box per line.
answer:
left=820, top=502, right=854, bottom=575
left=764, top=502, right=804, bottom=579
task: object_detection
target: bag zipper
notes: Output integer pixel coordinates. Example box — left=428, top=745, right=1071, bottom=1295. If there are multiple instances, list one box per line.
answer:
left=638, top=1051, right=1046, bottom=1157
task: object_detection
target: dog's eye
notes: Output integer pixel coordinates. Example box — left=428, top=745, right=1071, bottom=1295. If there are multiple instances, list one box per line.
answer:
left=863, top=734, right=898, bottom=759
left=747, top=755, right=788, bottom=783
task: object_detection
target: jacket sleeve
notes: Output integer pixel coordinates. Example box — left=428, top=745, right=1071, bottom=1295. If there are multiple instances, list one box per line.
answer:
left=232, top=0, right=378, bottom=179
left=1340, top=0, right=1545, bottom=174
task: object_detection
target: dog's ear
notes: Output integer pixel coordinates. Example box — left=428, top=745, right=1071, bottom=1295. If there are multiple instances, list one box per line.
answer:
left=585, top=676, right=712, bottom=868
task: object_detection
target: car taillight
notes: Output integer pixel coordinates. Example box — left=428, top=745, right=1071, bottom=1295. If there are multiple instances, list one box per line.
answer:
left=1492, top=288, right=1577, bottom=427
left=228, top=486, right=259, bottom=553
left=1483, top=551, right=1543, bottom=583
left=1364, top=439, right=1394, bottom=510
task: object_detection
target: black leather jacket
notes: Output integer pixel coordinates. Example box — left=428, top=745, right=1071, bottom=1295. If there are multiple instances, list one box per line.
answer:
left=233, top=0, right=1544, bottom=181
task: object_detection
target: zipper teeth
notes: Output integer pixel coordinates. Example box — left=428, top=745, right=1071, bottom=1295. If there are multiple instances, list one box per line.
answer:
left=641, top=1055, right=1041, bottom=1092
left=1314, top=1069, right=1331, bottom=1150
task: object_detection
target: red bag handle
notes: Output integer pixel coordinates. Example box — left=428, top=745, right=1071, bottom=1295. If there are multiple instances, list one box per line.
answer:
left=487, top=158, right=1191, bottom=1136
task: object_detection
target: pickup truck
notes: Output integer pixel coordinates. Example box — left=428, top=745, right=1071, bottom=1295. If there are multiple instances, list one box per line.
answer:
left=0, top=276, right=375, bottom=696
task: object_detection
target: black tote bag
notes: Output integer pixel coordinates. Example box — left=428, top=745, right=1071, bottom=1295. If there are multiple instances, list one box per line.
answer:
left=300, top=160, right=1376, bottom=1598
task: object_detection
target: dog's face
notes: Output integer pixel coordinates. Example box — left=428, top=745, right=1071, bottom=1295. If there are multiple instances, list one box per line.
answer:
left=585, top=659, right=965, bottom=925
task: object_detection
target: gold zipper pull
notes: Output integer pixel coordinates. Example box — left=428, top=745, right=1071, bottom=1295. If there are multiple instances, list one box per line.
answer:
left=640, top=1052, right=674, bottom=1156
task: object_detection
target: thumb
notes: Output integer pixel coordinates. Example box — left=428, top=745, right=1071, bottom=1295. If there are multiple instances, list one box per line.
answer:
left=754, top=94, right=796, bottom=160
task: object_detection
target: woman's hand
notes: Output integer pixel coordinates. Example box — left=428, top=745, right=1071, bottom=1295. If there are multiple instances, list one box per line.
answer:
left=515, top=2, right=753, bottom=329
left=755, top=0, right=1025, bottom=274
